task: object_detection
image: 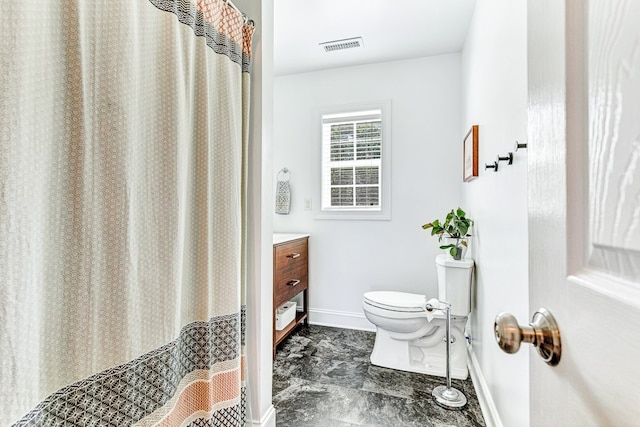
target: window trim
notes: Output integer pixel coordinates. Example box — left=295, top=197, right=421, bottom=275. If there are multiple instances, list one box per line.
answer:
left=312, top=100, right=392, bottom=221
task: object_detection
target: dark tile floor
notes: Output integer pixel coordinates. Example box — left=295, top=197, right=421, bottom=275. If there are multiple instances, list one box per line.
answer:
left=272, top=325, right=485, bottom=427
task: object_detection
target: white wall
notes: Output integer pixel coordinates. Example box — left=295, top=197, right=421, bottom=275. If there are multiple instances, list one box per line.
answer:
left=239, top=0, right=276, bottom=425
left=461, top=1, right=529, bottom=426
left=273, top=54, right=462, bottom=329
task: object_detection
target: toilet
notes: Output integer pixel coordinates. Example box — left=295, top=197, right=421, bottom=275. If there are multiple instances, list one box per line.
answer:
left=362, top=254, right=474, bottom=379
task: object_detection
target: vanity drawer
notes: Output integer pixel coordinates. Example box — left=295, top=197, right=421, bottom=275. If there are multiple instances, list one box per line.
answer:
left=274, top=267, right=308, bottom=307
left=274, top=239, right=307, bottom=275
left=273, top=238, right=308, bottom=307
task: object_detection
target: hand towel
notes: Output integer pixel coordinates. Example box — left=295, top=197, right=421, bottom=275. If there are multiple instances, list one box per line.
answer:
left=275, top=179, right=291, bottom=214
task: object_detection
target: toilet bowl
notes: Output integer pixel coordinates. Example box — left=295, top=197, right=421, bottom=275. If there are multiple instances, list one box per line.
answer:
left=362, top=255, right=474, bottom=379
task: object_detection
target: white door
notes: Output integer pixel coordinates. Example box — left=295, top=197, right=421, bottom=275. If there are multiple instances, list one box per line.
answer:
left=525, top=1, right=640, bottom=425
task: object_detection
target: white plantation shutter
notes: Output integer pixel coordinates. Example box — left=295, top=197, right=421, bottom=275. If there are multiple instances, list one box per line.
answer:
left=321, top=109, right=382, bottom=211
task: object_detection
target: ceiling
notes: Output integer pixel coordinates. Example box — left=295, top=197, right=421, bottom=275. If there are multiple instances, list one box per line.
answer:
left=274, top=0, right=477, bottom=76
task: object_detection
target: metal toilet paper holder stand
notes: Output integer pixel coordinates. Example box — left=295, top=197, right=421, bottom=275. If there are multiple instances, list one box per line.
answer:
left=425, top=300, right=467, bottom=409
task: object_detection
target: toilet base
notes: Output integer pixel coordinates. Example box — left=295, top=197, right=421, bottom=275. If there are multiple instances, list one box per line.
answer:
left=369, top=321, right=469, bottom=380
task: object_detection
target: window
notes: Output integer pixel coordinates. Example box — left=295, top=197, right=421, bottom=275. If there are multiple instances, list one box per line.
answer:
left=314, top=101, right=391, bottom=220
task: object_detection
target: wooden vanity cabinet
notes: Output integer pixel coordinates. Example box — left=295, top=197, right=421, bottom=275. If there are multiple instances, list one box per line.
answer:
left=273, top=236, right=309, bottom=356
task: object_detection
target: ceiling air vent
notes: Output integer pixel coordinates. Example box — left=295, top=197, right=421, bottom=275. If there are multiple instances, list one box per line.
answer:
left=319, top=37, right=364, bottom=53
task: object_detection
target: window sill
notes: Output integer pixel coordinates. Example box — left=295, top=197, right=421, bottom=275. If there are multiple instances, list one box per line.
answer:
left=314, top=209, right=391, bottom=221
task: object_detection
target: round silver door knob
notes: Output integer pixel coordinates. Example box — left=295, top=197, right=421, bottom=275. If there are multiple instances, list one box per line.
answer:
left=494, top=308, right=561, bottom=366
left=494, top=312, right=525, bottom=354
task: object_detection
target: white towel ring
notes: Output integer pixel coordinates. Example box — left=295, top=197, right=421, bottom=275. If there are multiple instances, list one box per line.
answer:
left=277, top=167, right=291, bottom=182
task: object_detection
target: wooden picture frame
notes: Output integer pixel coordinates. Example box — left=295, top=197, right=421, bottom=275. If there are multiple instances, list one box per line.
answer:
left=463, top=125, right=479, bottom=182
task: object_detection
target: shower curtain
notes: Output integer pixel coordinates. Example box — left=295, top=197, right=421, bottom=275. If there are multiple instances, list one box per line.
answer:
left=0, top=0, right=254, bottom=425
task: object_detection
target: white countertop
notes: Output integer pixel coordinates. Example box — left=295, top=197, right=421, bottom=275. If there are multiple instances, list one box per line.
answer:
left=273, top=233, right=310, bottom=245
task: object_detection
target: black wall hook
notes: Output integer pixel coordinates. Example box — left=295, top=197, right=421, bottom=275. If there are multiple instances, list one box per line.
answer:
left=514, top=141, right=527, bottom=151
left=485, top=161, right=499, bottom=172
left=497, top=152, right=513, bottom=165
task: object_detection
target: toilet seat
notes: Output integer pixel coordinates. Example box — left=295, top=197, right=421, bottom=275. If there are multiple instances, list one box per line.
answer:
left=363, top=291, right=465, bottom=321
left=364, top=291, right=427, bottom=313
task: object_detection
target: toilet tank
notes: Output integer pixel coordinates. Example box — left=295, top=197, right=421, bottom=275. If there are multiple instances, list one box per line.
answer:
left=435, top=254, right=474, bottom=316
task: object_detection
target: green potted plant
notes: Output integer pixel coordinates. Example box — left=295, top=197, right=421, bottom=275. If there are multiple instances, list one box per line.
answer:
left=422, top=207, right=473, bottom=260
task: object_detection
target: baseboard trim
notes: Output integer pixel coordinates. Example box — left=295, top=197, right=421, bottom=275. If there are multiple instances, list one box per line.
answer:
left=308, top=308, right=376, bottom=332
left=250, top=404, right=276, bottom=427
left=467, top=345, right=503, bottom=427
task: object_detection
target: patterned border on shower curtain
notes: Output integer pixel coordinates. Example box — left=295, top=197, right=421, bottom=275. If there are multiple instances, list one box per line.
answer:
left=13, top=308, right=246, bottom=426
left=148, top=0, right=255, bottom=72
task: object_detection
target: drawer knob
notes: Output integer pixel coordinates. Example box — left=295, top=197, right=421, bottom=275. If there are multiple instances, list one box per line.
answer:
left=287, top=279, right=300, bottom=287
left=287, top=253, right=301, bottom=259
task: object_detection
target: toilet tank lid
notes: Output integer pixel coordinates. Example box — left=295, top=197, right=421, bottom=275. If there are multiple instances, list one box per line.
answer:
left=435, top=254, right=474, bottom=268
left=363, top=291, right=426, bottom=310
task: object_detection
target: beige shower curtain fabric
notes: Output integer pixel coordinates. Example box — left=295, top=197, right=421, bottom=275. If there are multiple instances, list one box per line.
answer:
left=0, top=0, right=254, bottom=425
